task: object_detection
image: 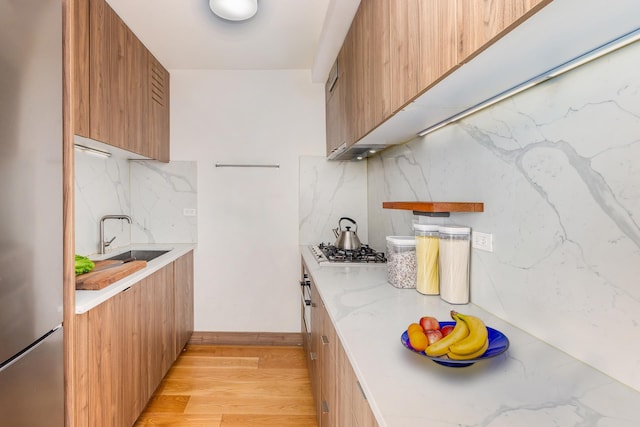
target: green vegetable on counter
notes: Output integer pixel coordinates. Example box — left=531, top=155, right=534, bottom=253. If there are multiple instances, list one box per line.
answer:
left=75, top=254, right=95, bottom=276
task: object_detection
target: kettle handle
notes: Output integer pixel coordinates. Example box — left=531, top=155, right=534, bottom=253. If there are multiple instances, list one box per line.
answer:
left=338, top=217, right=358, bottom=232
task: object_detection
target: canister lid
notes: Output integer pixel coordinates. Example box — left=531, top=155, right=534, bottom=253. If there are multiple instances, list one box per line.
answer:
left=386, top=236, right=416, bottom=246
left=438, top=225, right=471, bottom=234
left=413, top=224, right=439, bottom=232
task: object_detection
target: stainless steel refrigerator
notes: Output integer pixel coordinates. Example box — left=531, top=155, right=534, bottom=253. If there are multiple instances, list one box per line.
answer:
left=0, top=0, right=64, bottom=425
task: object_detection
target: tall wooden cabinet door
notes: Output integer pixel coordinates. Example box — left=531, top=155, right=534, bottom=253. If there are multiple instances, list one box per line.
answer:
left=86, top=293, right=124, bottom=427
left=121, top=285, right=144, bottom=427
left=140, top=265, right=175, bottom=396
left=174, top=251, right=194, bottom=357
left=389, top=0, right=421, bottom=114
left=417, top=0, right=458, bottom=92
left=368, top=0, right=391, bottom=131
left=148, top=53, right=170, bottom=162
left=457, top=0, right=551, bottom=63
left=325, top=71, right=344, bottom=157
left=107, top=4, right=127, bottom=150
left=126, top=29, right=148, bottom=158
left=309, top=283, right=323, bottom=425
left=72, top=0, right=90, bottom=136
left=320, top=302, right=337, bottom=426
left=339, top=20, right=357, bottom=149
left=336, top=340, right=354, bottom=426
left=351, top=1, right=369, bottom=142
left=88, top=0, right=109, bottom=143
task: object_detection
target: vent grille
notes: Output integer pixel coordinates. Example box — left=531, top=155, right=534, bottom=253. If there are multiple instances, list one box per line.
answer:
left=150, top=63, right=165, bottom=107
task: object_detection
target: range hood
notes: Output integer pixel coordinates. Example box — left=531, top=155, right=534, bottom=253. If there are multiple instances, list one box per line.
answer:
left=330, top=0, right=640, bottom=161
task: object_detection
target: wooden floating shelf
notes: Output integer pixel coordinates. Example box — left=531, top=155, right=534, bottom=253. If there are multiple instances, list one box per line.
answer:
left=382, top=202, right=484, bottom=216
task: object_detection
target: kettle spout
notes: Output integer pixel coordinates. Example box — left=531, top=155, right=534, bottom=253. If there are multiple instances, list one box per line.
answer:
left=332, top=227, right=339, bottom=238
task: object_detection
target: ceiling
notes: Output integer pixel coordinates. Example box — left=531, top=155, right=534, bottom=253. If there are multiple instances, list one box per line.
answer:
left=106, top=0, right=360, bottom=82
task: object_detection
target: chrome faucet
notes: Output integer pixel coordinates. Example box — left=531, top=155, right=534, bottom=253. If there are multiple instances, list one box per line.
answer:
left=99, top=214, right=132, bottom=254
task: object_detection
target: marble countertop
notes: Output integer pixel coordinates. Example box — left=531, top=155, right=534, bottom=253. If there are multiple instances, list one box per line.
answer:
left=300, top=246, right=640, bottom=427
left=75, top=243, right=196, bottom=314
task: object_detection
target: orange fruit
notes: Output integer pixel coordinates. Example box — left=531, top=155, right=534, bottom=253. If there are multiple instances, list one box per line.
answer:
left=408, top=330, right=428, bottom=352
left=407, top=323, right=423, bottom=335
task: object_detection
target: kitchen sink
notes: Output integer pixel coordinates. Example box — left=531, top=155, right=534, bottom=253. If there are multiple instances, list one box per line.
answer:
left=106, top=249, right=170, bottom=262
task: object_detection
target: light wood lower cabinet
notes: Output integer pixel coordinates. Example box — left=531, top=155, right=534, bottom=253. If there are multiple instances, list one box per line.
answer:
left=174, top=250, right=194, bottom=357
left=74, top=252, right=194, bottom=427
left=304, top=260, right=378, bottom=427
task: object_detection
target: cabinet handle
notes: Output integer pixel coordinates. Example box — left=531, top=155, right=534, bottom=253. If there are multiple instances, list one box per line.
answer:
left=321, top=335, right=329, bottom=345
left=310, top=352, right=317, bottom=361
left=356, top=380, right=368, bottom=401
left=321, top=400, right=329, bottom=414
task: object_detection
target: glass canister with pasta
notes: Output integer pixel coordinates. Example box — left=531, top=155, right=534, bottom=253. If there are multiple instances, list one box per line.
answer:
left=413, top=223, right=440, bottom=295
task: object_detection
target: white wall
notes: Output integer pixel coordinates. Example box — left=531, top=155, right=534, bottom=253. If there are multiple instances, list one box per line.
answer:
left=170, top=70, right=325, bottom=332
left=368, top=41, right=640, bottom=391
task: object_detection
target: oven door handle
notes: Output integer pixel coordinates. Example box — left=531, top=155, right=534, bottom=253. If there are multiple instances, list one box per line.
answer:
left=300, top=280, right=311, bottom=306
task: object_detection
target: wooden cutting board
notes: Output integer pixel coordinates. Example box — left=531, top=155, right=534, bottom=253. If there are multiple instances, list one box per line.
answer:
left=76, top=260, right=147, bottom=290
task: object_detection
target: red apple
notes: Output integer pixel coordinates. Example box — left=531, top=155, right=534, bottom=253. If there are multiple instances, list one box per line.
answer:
left=425, top=329, right=443, bottom=345
left=419, top=316, right=440, bottom=331
left=440, top=324, right=455, bottom=337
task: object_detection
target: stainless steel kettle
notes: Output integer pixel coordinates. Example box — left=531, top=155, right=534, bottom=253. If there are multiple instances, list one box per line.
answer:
left=333, top=217, right=362, bottom=250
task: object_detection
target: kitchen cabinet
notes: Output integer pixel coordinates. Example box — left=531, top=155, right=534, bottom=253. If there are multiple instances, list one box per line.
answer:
left=327, top=0, right=390, bottom=158
left=303, top=259, right=378, bottom=426
left=73, top=0, right=170, bottom=161
left=456, top=0, right=549, bottom=63
left=74, top=253, right=193, bottom=426
left=174, top=250, right=194, bottom=357
left=326, top=0, right=553, bottom=159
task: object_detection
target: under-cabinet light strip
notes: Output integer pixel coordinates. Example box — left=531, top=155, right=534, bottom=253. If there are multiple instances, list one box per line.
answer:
left=73, top=144, right=111, bottom=158
left=417, top=27, right=640, bottom=138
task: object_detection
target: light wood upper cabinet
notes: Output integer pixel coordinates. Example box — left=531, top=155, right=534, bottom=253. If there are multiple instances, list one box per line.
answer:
left=417, top=0, right=458, bottom=93
left=389, top=0, right=420, bottom=114
left=326, top=0, right=390, bottom=156
left=389, top=0, right=458, bottom=114
left=457, top=0, right=550, bottom=63
left=326, top=0, right=551, bottom=158
left=73, top=0, right=170, bottom=162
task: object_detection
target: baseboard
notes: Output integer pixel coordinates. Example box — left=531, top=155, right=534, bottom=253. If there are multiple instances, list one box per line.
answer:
left=189, top=331, right=304, bottom=347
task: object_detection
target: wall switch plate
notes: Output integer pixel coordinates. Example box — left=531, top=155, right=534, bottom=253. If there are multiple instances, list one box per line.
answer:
left=183, top=208, right=197, bottom=217
left=472, top=231, right=493, bottom=252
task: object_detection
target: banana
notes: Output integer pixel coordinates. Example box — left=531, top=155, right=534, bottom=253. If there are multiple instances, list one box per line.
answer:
left=448, top=311, right=488, bottom=356
left=447, top=338, right=489, bottom=360
left=425, top=315, right=469, bottom=357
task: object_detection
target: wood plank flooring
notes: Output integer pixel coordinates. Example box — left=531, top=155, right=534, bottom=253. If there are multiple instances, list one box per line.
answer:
left=134, top=345, right=318, bottom=427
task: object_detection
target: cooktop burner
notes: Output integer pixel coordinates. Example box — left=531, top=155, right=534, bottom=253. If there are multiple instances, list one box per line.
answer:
left=310, top=243, right=386, bottom=264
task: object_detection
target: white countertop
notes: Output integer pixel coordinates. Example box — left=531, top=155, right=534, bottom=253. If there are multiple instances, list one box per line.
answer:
left=75, top=243, right=196, bottom=314
left=300, top=246, right=640, bottom=427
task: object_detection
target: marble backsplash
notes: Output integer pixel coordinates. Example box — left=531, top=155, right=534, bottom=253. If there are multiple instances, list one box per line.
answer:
left=367, top=41, right=640, bottom=390
left=299, top=156, right=368, bottom=246
left=75, top=138, right=197, bottom=256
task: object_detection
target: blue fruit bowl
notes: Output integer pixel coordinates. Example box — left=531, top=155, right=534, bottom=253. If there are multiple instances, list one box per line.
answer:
left=401, top=321, right=509, bottom=367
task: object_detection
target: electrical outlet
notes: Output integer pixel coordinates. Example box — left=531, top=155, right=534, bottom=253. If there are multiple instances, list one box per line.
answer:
left=472, top=231, right=493, bottom=252
left=183, top=208, right=197, bottom=217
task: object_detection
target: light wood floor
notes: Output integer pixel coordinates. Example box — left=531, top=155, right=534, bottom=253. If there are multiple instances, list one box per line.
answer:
left=134, top=345, right=318, bottom=427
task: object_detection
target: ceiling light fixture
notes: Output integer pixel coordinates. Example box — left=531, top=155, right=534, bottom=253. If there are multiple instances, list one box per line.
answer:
left=209, top=0, right=258, bottom=21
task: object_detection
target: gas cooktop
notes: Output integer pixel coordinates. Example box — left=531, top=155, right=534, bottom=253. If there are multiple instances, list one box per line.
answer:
left=310, top=243, right=386, bottom=265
